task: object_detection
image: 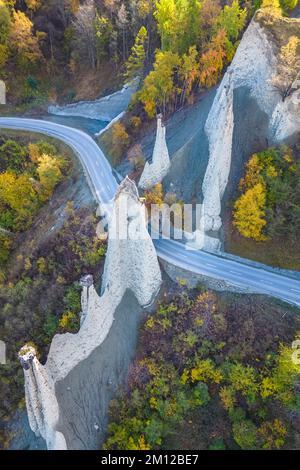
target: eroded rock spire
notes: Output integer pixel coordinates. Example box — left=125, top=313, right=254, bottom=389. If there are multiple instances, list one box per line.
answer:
left=139, top=114, right=170, bottom=190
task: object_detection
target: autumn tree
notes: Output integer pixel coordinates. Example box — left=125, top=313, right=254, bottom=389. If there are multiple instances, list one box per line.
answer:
left=154, top=0, right=202, bottom=54
left=199, top=29, right=227, bottom=88
left=28, top=140, right=57, bottom=164
left=144, top=183, right=164, bottom=207
left=258, top=419, right=287, bottom=449
left=271, top=36, right=300, bottom=101
left=0, top=232, right=11, bottom=264
left=233, top=182, right=267, bottom=241
left=125, top=25, right=147, bottom=80
left=154, top=0, right=176, bottom=51
left=0, top=139, right=28, bottom=173
left=139, top=49, right=180, bottom=117
left=200, top=0, right=222, bottom=43
left=179, top=45, right=198, bottom=105
left=110, top=121, right=130, bottom=160
left=0, top=0, right=11, bottom=69
left=215, top=0, right=246, bottom=42
left=10, top=10, right=42, bottom=66
left=0, top=172, right=39, bottom=230
left=37, top=154, right=63, bottom=199
left=24, top=0, right=42, bottom=12
left=261, top=0, right=282, bottom=14
left=68, top=0, right=80, bottom=14
left=269, top=342, right=300, bottom=405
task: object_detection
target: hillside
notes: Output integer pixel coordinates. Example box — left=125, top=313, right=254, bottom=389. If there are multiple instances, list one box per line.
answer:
left=1, top=0, right=300, bottom=456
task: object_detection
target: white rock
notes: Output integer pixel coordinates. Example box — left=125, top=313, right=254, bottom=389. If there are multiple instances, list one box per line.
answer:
left=102, top=176, right=162, bottom=306
left=139, top=115, right=170, bottom=190
left=0, top=80, right=6, bottom=105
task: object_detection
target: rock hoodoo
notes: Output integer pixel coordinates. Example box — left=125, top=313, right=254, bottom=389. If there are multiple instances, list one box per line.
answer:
left=19, top=177, right=161, bottom=449
left=103, top=176, right=162, bottom=306
left=139, top=114, right=171, bottom=190
left=0, top=80, right=6, bottom=105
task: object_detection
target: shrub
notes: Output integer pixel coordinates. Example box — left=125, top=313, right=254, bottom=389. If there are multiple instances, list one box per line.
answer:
left=258, top=419, right=287, bottom=449
left=59, top=311, right=79, bottom=333
left=232, top=419, right=257, bottom=449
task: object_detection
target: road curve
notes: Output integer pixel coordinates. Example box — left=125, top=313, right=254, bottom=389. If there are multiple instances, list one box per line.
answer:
left=0, top=117, right=300, bottom=308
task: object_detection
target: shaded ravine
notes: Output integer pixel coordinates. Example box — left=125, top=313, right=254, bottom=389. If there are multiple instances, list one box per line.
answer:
left=55, top=290, right=141, bottom=450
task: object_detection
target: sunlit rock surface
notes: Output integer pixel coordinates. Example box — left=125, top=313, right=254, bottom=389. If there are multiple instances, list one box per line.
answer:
left=139, top=115, right=170, bottom=190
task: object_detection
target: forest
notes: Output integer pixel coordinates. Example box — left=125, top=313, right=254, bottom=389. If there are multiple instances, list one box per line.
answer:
left=104, top=285, right=300, bottom=450
left=0, top=0, right=297, bottom=112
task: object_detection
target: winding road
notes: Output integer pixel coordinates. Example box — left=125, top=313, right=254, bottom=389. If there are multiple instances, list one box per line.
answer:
left=1, top=117, right=300, bottom=308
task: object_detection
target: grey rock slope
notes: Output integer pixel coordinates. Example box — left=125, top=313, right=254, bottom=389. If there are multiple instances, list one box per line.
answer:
left=48, top=80, right=139, bottom=122
left=55, top=290, right=141, bottom=450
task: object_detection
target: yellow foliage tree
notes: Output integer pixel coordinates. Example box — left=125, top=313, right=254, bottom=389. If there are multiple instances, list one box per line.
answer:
left=59, top=311, right=77, bottom=331
left=139, top=49, right=181, bottom=117
left=10, top=10, right=42, bottom=64
left=261, top=0, right=282, bottom=14
left=0, top=171, right=38, bottom=228
left=111, top=122, right=130, bottom=147
left=37, top=154, right=62, bottom=199
left=144, top=183, right=164, bottom=208
left=190, top=358, right=223, bottom=384
left=233, top=182, right=267, bottom=241
left=25, top=0, right=42, bottom=11
left=219, top=385, right=236, bottom=410
left=239, top=154, right=263, bottom=191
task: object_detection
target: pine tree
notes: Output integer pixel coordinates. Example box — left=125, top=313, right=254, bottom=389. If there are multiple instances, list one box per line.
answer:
left=125, top=26, right=148, bottom=80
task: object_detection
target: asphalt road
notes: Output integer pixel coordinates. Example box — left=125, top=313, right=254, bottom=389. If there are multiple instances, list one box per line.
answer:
left=1, top=117, right=300, bottom=308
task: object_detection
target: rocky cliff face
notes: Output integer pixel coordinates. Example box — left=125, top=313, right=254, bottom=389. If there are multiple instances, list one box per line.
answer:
left=19, top=178, right=161, bottom=449
left=202, top=12, right=300, bottom=232
left=139, top=115, right=171, bottom=190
